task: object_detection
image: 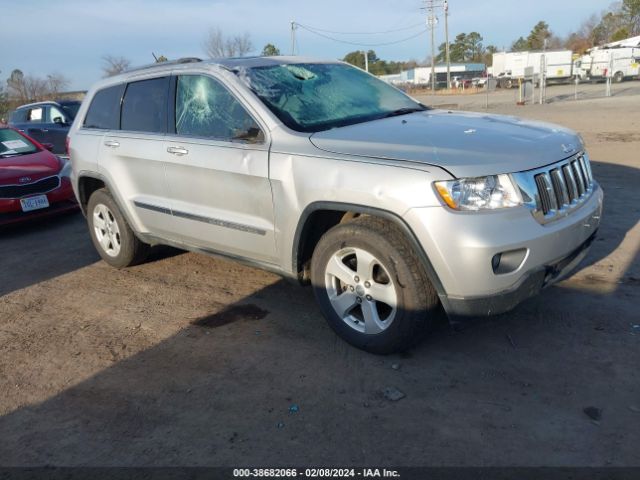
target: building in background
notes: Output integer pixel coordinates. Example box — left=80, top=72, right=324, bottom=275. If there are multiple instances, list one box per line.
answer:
left=379, top=63, right=486, bottom=88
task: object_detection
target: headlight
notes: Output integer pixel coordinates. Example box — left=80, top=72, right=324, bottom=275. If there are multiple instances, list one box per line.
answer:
left=434, top=174, right=522, bottom=211
left=59, top=157, right=72, bottom=178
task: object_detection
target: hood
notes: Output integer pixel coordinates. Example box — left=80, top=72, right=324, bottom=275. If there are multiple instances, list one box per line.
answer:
left=0, top=149, right=62, bottom=184
left=309, top=110, right=583, bottom=178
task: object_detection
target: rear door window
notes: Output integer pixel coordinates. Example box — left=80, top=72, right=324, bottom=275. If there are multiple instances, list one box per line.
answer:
left=9, top=109, right=28, bottom=123
left=83, top=84, right=125, bottom=130
left=175, top=75, right=262, bottom=142
left=121, top=77, right=169, bottom=134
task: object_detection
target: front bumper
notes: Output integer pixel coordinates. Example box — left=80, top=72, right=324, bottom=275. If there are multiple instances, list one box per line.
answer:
left=0, top=177, right=78, bottom=226
left=405, top=183, right=603, bottom=317
left=444, top=230, right=596, bottom=318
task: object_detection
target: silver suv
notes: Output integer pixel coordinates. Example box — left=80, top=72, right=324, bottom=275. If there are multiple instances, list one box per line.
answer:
left=69, top=57, right=603, bottom=353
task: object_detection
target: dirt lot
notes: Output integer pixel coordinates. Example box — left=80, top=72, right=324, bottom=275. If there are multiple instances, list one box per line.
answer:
left=1, top=87, right=639, bottom=467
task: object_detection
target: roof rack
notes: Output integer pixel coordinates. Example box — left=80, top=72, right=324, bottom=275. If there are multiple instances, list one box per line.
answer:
left=124, top=57, right=202, bottom=74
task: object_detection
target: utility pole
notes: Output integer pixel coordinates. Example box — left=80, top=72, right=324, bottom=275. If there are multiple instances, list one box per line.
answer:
left=290, top=21, right=297, bottom=56
left=444, top=0, right=450, bottom=90
left=422, top=0, right=444, bottom=93
left=364, top=50, right=369, bottom=72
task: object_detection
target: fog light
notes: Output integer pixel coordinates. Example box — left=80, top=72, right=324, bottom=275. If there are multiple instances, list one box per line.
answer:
left=492, top=248, right=528, bottom=274
left=491, top=253, right=502, bottom=272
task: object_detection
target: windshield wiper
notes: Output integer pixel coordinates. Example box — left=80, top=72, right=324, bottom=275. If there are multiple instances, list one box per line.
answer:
left=382, top=107, right=428, bottom=119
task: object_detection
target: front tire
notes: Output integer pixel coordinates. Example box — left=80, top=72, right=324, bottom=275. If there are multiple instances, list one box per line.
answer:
left=87, top=188, right=149, bottom=268
left=310, top=216, right=441, bottom=354
left=613, top=71, right=624, bottom=83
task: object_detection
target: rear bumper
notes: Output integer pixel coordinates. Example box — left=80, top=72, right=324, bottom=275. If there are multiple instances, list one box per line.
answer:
left=444, top=230, right=596, bottom=318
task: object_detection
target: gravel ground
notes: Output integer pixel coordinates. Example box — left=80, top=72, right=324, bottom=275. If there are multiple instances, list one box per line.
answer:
left=0, top=89, right=639, bottom=467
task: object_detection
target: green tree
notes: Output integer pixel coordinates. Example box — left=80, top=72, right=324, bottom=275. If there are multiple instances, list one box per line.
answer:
left=593, top=12, right=625, bottom=44
left=155, top=55, right=168, bottom=63
left=621, top=0, right=640, bottom=35
left=511, top=36, right=528, bottom=51
left=261, top=43, right=281, bottom=56
left=449, top=33, right=468, bottom=61
left=466, top=32, right=484, bottom=61
left=611, top=27, right=631, bottom=41
left=483, top=45, right=498, bottom=66
left=437, top=32, right=485, bottom=62
left=343, top=50, right=367, bottom=69
left=343, top=50, right=379, bottom=71
left=526, top=21, right=553, bottom=50
left=342, top=50, right=412, bottom=75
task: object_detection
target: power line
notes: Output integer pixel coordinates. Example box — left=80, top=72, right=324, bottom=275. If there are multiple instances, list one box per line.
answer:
left=294, top=22, right=425, bottom=35
left=295, top=23, right=428, bottom=47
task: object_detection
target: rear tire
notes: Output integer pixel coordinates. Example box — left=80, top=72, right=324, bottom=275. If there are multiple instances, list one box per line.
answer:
left=613, top=71, right=624, bottom=83
left=87, top=188, right=149, bottom=268
left=310, top=216, right=442, bottom=354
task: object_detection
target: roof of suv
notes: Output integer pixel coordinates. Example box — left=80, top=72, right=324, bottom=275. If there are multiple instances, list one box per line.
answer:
left=121, top=55, right=339, bottom=75
left=94, top=56, right=342, bottom=91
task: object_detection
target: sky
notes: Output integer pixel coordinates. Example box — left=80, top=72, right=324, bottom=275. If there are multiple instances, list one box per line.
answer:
left=1, top=0, right=610, bottom=91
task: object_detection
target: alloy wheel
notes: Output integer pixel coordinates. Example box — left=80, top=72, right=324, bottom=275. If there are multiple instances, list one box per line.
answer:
left=324, top=247, right=398, bottom=334
left=93, top=203, right=122, bottom=257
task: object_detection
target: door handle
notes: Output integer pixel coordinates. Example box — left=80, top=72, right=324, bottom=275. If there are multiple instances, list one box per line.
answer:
left=167, top=146, right=189, bottom=156
left=104, top=140, right=120, bottom=148
left=41, top=129, right=49, bottom=132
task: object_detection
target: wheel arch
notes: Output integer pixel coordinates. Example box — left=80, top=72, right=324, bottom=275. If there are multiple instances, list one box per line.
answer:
left=76, top=173, right=107, bottom=215
left=292, top=201, right=447, bottom=300
left=76, top=172, right=144, bottom=243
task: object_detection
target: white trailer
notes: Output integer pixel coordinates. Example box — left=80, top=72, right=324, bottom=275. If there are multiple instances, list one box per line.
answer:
left=492, top=50, right=574, bottom=88
left=576, top=47, right=640, bottom=82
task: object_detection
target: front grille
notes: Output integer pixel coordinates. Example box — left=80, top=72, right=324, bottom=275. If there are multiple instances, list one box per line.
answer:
left=532, top=154, right=594, bottom=217
left=0, top=176, right=60, bottom=199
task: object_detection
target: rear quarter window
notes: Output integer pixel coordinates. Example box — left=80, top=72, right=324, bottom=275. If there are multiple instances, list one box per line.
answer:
left=9, top=109, right=28, bottom=124
left=83, top=84, right=125, bottom=130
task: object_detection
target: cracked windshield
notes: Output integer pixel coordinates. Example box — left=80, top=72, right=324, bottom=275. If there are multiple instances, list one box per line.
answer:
left=238, top=63, right=425, bottom=132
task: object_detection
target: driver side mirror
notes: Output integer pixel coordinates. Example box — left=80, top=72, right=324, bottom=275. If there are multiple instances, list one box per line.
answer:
left=53, top=116, right=65, bottom=125
left=42, top=143, right=55, bottom=152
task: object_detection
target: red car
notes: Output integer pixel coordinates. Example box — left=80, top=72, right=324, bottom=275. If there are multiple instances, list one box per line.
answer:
left=0, top=127, right=77, bottom=225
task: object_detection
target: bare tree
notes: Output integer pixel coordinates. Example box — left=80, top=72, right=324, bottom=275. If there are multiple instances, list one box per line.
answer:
left=46, top=73, right=70, bottom=96
left=5, top=69, right=70, bottom=103
left=24, top=77, right=49, bottom=101
left=204, top=27, right=225, bottom=57
left=102, top=55, right=131, bottom=77
left=203, top=27, right=253, bottom=58
left=231, top=32, right=253, bottom=57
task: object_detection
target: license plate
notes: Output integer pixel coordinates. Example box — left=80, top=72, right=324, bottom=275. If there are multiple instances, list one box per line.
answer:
left=20, top=195, right=49, bottom=212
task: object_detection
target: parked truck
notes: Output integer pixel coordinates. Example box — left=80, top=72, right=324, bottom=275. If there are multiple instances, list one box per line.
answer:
left=575, top=47, right=640, bottom=82
left=492, top=50, right=574, bottom=88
